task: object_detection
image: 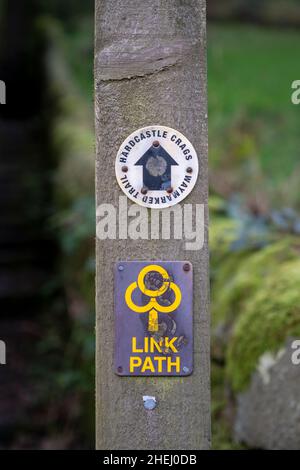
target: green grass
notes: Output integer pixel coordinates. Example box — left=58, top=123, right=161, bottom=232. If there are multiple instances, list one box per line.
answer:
left=208, top=24, right=300, bottom=205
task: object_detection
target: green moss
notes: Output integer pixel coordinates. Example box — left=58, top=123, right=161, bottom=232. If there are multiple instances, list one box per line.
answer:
left=212, top=237, right=299, bottom=329
left=227, top=259, right=300, bottom=392
left=210, top=215, right=240, bottom=270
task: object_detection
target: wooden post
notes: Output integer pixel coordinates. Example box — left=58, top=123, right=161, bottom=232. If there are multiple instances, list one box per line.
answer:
left=95, top=0, right=210, bottom=450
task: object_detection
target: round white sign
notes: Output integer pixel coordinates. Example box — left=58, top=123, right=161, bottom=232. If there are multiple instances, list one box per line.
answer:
left=115, top=125, right=199, bottom=209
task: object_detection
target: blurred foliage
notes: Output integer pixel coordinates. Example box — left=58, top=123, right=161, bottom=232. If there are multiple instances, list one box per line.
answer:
left=208, top=24, right=300, bottom=209
left=31, top=0, right=300, bottom=450
left=208, top=38, right=300, bottom=418
left=208, top=0, right=300, bottom=26
left=38, top=0, right=93, bottom=24
left=32, top=15, right=95, bottom=447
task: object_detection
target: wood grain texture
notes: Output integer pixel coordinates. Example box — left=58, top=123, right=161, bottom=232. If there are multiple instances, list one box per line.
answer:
left=95, top=0, right=210, bottom=450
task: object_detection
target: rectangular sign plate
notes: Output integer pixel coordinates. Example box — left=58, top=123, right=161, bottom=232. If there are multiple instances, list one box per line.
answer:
left=114, top=261, right=193, bottom=376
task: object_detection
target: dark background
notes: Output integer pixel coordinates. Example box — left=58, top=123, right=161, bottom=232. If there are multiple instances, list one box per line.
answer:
left=0, top=0, right=300, bottom=449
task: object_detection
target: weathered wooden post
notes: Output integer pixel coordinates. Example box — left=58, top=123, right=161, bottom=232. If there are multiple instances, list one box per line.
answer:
left=95, top=0, right=210, bottom=450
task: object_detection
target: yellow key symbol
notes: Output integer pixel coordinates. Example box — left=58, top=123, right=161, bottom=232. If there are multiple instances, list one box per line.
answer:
left=125, top=265, right=181, bottom=332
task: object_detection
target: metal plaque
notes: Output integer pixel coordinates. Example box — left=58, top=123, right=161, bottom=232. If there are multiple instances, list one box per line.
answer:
left=115, top=125, right=199, bottom=209
left=114, top=261, right=193, bottom=376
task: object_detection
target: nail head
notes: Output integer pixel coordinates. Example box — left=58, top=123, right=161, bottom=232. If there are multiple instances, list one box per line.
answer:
left=143, top=396, right=157, bottom=410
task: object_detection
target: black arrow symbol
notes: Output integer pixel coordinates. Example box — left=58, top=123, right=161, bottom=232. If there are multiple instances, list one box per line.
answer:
left=135, top=143, right=178, bottom=191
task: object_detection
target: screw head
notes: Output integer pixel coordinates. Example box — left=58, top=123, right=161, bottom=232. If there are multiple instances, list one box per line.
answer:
left=122, top=166, right=128, bottom=173
left=118, top=265, right=124, bottom=272
left=117, top=366, right=123, bottom=373
left=183, top=263, right=190, bottom=272
left=186, top=167, right=193, bottom=174
left=141, top=187, right=148, bottom=195
left=143, top=398, right=157, bottom=410
left=152, top=140, right=160, bottom=148
left=183, top=366, right=189, bottom=374
left=166, top=187, right=173, bottom=194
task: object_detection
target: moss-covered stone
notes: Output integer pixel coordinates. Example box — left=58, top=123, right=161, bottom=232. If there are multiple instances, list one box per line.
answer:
left=226, top=258, right=300, bottom=392
left=212, top=237, right=299, bottom=329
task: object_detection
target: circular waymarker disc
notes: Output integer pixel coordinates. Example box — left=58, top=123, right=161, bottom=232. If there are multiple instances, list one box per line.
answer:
left=115, top=125, right=199, bottom=209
